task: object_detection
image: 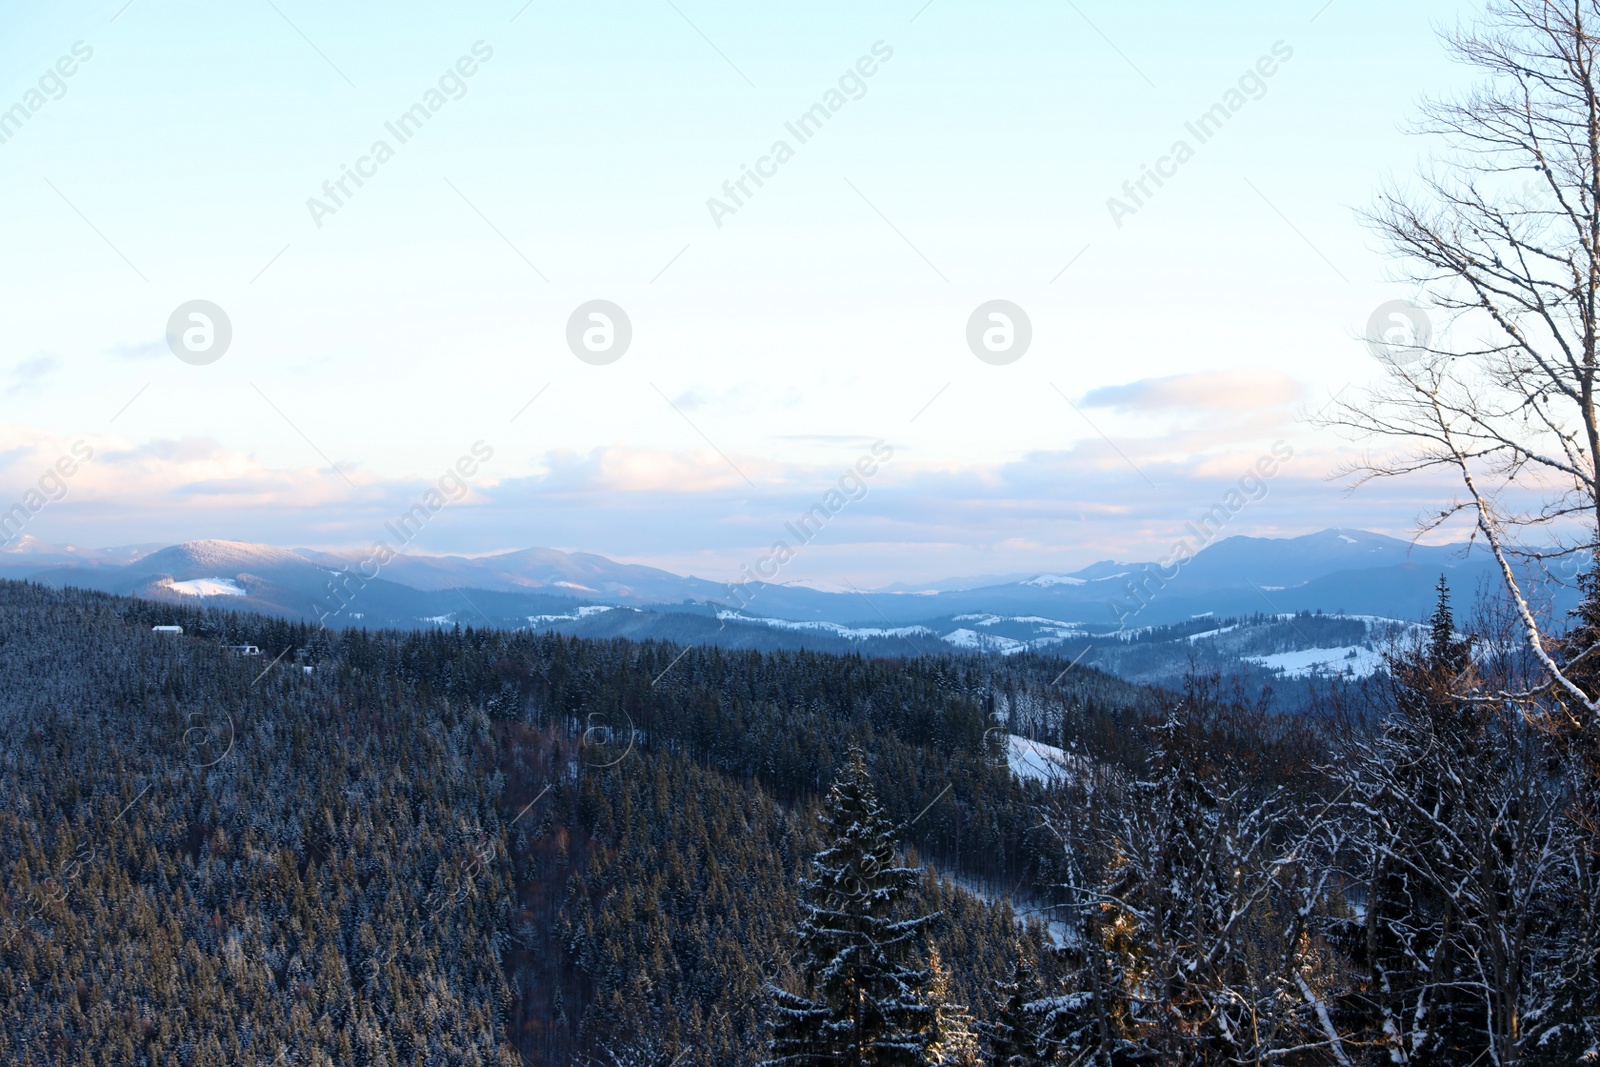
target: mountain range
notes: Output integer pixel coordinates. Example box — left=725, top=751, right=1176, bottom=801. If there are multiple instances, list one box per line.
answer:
left=0, top=529, right=1571, bottom=674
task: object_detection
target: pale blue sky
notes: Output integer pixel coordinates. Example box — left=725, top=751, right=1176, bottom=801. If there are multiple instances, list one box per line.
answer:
left=0, top=0, right=1486, bottom=583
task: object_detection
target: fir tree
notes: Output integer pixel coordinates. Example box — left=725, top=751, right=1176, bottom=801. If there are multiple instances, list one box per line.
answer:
left=1429, top=572, right=1458, bottom=666
left=1344, top=578, right=1568, bottom=1061
left=1346, top=581, right=1483, bottom=1057
left=984, top=957, right=1044, bottom=1067
left=1540, top=560, right=1600, bottom=1060
left=1069, top=698, right=1350, bottom=1062
left=766, top=749, right=939, bottom=1066
left=923, top=945, right=983, bottom=1067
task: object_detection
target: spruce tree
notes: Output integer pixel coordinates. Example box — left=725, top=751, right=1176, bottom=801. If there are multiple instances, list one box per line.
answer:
left=984, top=957, right=1044, bottom=1067
left=1344, top=577, right=1571, bottom=1060
left=1428, top=572, right=1457, bottom=665
left=1349, top=579, right=1482, bottom=1057
left=1542, top=560, right=1600, bottom=1059
left=923, top=945, right=982, bottom=1067
left=766, top=748, right=939, bottom=1066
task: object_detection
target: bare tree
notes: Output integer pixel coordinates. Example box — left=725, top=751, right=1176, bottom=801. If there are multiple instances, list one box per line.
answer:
left=1321, top=0, right=1600, bottom=718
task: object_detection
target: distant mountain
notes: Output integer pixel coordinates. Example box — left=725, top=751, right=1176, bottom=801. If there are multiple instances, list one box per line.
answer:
left=7, top=531, right=1572, bottom=673
left=878, top=571, right=1050, bottom=594
left=15, top=539, right=588, bottom=627
left=299, top=545, right=733, bottom=602
left=0, top=535, right=163, bottom=569
left=1158, top=528, right=1468, bottom=589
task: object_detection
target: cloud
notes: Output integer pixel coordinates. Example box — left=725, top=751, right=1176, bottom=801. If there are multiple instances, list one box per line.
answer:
left=527, top=445, right=726, bottom=495
left=102, top=437, right=230, bottom=464
left=1081, top=370, right=1303, bottom=413
left=669, top=387, right=711, bottom=412
left=662, top=383, right=803, bottom=417
left=6, top=356, right=60, bottom=396
left=110, top=339, right=167, bottom=361
left=0, top=419, right=1470, bottom=587
left=771, top=434, right=884, bottom=446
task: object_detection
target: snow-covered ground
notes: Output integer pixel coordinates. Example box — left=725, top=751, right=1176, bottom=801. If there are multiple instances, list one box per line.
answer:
left=1007, top=735, right=1075, bottom=783
left=713, top=611, right=1088, bottom=654
left=1235, top=616, right=1429, bottom=678
left=528, top=605, right=622, bottom=624
left=1186, top=623, right=1241, bottom=643
left=168, top=577, right=247, bottom=597
left=953, top=612, right=1082, bottom=633
left=1022, top=574, right=1086, bottom=587
left=943, top=868, right=1075, bottom=948
left=1244, top=645, right=1386, bottom=678
left=941, top=628, right=1029, bottom=654
left=716, top=611, right=935, bottom=640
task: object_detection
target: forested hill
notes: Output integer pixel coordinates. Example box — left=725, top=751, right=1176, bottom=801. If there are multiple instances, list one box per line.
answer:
left=0, top=579, right=1140, bottom=1065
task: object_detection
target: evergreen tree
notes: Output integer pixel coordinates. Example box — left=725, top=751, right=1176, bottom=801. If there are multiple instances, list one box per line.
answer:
left=1429, top=572, right=1458, bottom=664
left=1059, top=696, right=1351, bottom=1063
left=984, top=957, right=1045, bottom=1067
left=923, top=945, right=983, bottom=1067
left=1344, top=578, right=1570, bottom=1062
left=1347, top=579, right=1486, bottom=1058
left=1539, top=561, right=1600, bottom=1061
left=766, top=749, right=939, bottom=1066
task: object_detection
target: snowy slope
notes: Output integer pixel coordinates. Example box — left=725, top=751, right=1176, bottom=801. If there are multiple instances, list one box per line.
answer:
left=1007, top=735, right=1075, bottom=783
left=167, top=577, right=248, bottom=597
left=716, top=611, right=935, bottom=641
left=1244, top=645, right=1386, bottom=678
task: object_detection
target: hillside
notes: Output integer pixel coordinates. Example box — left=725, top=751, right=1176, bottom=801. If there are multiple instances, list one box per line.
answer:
left=0, top=580, right=1140, bottom=1064
left=4, top=576, right=1596, bottom=1062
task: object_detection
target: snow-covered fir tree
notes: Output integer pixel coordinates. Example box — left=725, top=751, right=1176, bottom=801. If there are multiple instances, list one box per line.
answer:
left=923, top=945, right=983, bottom=1067
left=765, top=748, right=940, bottom=1066
left=1341, top=577, right=1574, bottom=1062
left=1544, top=563, right=1600, bottom=1061
left=1041, top=690, right=1353, bottom=1064
left=983, top=956, right=1046, bottom=1067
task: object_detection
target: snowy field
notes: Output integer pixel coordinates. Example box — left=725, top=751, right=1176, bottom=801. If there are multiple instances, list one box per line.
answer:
left=528, top=605, right=625, bottom=624
left=167, top=577, right=246, bottom=597
left=1244, top=645, right=1386, bottom=678
left=716, top=611, right=935, bottom=641
left=941, top=628, right=1029, bottom=654
left=1007, top=735, right=1075, bottom=783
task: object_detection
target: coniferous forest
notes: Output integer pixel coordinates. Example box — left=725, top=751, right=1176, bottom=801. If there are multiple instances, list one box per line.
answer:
left=2, top=572, right=1598, bottom=1065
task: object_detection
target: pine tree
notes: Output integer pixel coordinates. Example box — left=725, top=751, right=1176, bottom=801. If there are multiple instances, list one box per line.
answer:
left=1067, top=696, right=1350, bottom=1063
left=766, top=748, right=939, bottom=1067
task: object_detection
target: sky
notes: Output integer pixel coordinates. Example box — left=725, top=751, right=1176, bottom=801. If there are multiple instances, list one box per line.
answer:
left=0, top=0, right=1492, bottom=586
